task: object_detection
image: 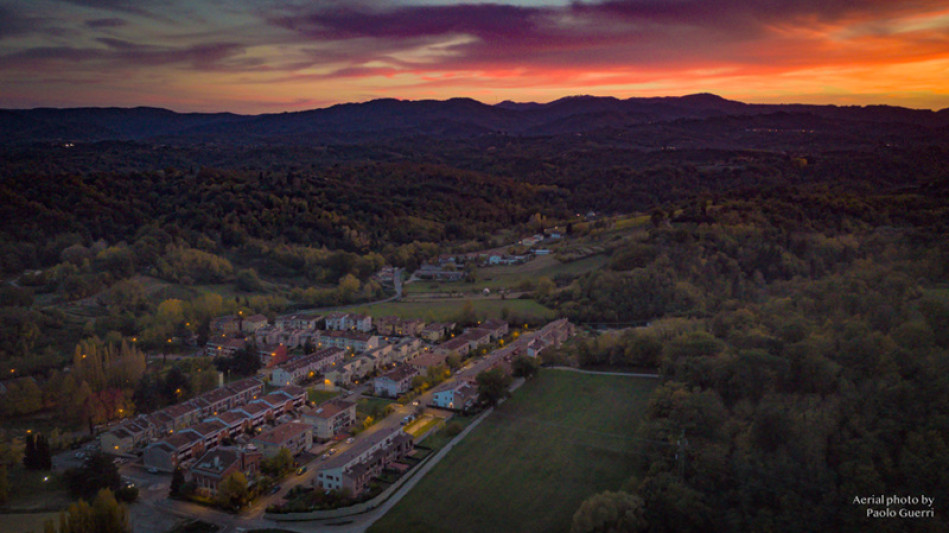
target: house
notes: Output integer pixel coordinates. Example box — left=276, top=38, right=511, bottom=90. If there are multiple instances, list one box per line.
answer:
left=252, top=422, right=313, bottom=457
left=374, top=365, right=420, bottom=398
left=527, top=318, right=575, bottom=358
left=250, top=393, right=295, bottom=416
left=225, top=378, right=265, bottom=405
left=210, top=315, right=240, bottom=335
left=275, top=314, right=323, bottom=330
left=396, top=319, right=425, bottom=336
left=420, top=322, right=454, bottom=342
left=411, top=350, right=450, bottom=369
left=318, top=331, right=380, bottom=352
left=415, top=264, right=464, bottom=281
left=205, top=337, right=247, bottom=358
left=189, top=420, right=229, bottom=450
left=316, top=426, right=413, bottom=496
left=204, top=411, right=250, bottom=439
left=188, top=446, right=262, bottom=496
left=258, top=343, right=288, bottom=368
left=242, top=314, right=269, bottom=333
left=100, top=428, right=134, bottom=454
left=480, top=319, right=510, bottom=340
left=156, top=402, right=202, bottom=431
left=348, top=314, right=372, bottom=332
left=374, top=316, right=400, bottom=336
left=100, top=417, right=153, bottom=453
left=230, top=402, right=270, bottom=428
left=270, top=348, right=345, bottom=386
left=434, top=334, right=476, bottom=357
left=302, top=399, right=357, bottom=441
left=325, top=313, right=372, bottom=332
left=143, top=429, right=205, bottom=472
left=431, top=380, right=478, bottom=411
left=274, top=384, right=307, bottom=410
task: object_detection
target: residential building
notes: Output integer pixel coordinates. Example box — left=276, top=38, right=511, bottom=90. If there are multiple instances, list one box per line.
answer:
left=420, top=322, right=455, bottom=342
left=242, top=314, right=269, bottom=333
left=318, top=331, right=380, bottom=352
left=374, top=365, right=420, bottom=398
left=275, top=314, right=323, bottom=330
left=188, top=446, right=263, bottom=496
left=270, top=348, right=345, bottom=386
left=431, top=380, right=478, bottom=411
left=316, top=426, right=413, bottom=496
left=210, top=315, right=240, bottom=335
left=252, top=422, right=313, bottom=457
left=205, top=337, right=247, bottom=358
left=258, top=343, right=289, bottom=368
left=302, top=399, right=357, bottom=441
left=143, top=429, right=205, bottom=472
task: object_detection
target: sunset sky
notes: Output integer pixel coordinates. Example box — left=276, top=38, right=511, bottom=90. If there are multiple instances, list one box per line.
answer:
left=2, top=0, right=948, bottom=113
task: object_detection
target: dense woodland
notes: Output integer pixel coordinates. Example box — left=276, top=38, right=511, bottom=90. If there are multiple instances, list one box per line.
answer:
left=559, top=181, right=949, bottom=532
left=1, top=109, right=948, bottom=531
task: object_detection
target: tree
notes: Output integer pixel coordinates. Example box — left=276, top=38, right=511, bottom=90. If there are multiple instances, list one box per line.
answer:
left=64, top=452, right=120, bottom=500
left=512, top=355, right=540, bottom=379
left=445, top=353, right=462, bottom=371
left=535, top=277, right=556, bottom=297
left=571, top=490, right=647, bottom=533
left=169, top=466, right=185, bottom=498
left=262, top=447, right=294, bottom=478
left=216, top=471, right=249, bottom=510
left=0, top=464, right=8, bottom=505
left=91, top=488, right=129, bottom=533
left=476, top=368, right=512, bottom=407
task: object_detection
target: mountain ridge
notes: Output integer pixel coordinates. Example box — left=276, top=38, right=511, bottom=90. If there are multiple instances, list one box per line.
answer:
left=2, top=94, right=947, bottom=145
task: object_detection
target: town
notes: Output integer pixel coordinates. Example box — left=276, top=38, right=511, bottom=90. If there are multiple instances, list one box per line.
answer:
left=89, top=306, right=576, bottom=527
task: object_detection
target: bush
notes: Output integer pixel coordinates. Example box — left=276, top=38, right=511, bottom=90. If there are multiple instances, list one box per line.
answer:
left=115, top=485, right=139, bottom=503
left=444, top=421, right=464, bottom=437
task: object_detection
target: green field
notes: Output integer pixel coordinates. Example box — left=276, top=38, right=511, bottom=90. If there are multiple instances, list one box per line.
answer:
left=370, top=369, right=658, bottom=533
left=0, top=511, right=61, bottom=533
left=307, top=388, right=340, bottom=404
left=349, top=298, right=556, bottom=322
left=404, top=254, right=608, bottom=294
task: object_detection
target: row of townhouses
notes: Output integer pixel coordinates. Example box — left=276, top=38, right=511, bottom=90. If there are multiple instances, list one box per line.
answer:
left=100, top=378, right=265, bottom=454
left=142, top=384, right=308, bottom=472
left=315, top=425, right=414, bottom=496
left=270, top=347, right=346, bottom=387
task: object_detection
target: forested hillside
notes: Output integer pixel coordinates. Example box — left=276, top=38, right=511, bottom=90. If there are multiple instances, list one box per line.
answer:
left=558, top=181, right=949, bottom=532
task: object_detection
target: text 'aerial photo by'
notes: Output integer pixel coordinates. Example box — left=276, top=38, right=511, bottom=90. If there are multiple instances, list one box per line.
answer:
left=0, top=1, right=947, bottom=532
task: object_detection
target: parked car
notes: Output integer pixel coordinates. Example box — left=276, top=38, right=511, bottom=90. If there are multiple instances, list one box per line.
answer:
left=146, top=467, right=159, bottom=474
left=269, top=485, right=281, bottom=495
left=411, top=400, right=420, bottom=406
left=321, top=454, right=329, bottom=460
left=328, top=448, right=336, bottom=455
left=345, top=437, right=354, bottom=444
left=296, top=466, right=307, bottom=475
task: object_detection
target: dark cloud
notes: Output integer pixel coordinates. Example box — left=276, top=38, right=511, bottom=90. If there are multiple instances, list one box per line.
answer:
left=85, top=18, right=127, bottom=28
left=0, top=39, right=247, bottom=71
left=0, top=5, right=48, bottom=40
left=263, top=0, right=949, bottom=73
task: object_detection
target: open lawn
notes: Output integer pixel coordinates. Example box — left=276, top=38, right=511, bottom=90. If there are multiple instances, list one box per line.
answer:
left=307, top=388, right=340, bottom=404
left=370, top=369, right=658, bottom=533
left=349, top=298, right=555, bottom=322
left=0, top=511, right=61, bottom=533
left=1, top=466, right=71, bottom=512
left=404, top=254, right=608, bottom=294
